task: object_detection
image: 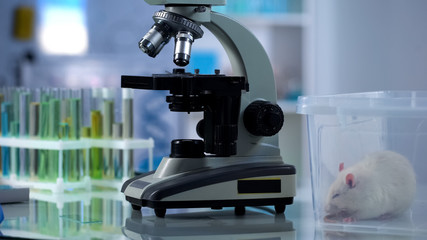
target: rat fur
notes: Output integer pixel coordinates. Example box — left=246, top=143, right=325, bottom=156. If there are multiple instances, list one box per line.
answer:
left=324, top=151, right=416, bottom=222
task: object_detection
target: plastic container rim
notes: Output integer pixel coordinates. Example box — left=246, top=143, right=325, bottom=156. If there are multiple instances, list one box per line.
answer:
left=296, top=91, right=427, bottom=117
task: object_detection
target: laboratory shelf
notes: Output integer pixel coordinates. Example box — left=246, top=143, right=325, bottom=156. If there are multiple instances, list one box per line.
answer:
left=0, top=137, right=154, bottom=193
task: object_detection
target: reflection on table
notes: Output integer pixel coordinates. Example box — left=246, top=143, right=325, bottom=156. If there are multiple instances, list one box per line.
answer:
left=1, top=189, right=132, bottom=239
left=123, top=208, right=295, bottom=240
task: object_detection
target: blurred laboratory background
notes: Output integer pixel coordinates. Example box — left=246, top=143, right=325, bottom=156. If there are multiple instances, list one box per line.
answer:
left=1, top=0, right=427, bottom=175
left=2, top=0, right=427, bottom=239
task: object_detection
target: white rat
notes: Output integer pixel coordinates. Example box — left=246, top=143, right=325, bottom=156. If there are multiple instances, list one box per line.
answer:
left=324, top=150, right=416, bottom=223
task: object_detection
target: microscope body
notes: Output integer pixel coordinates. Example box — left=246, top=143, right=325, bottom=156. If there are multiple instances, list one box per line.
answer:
left=121, top=0, right=296, bottom=217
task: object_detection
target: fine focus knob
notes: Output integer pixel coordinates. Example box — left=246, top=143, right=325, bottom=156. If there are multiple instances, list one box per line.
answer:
left=170, top=139, right=205, bottom=158
left=243, top=100, right=284, bottom=137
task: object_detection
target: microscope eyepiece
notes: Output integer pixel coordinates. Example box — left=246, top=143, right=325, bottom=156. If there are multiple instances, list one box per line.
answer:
left=174, top=31, right=194, bottom=66
left=139, top=22, right=172, bottom=57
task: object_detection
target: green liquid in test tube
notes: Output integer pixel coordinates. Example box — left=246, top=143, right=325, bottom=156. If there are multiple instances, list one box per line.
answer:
left=48, top=98, right=60, bottom=182
left=68, top=98, right=81, bottom=182
left=29, top=102, right=40, bottom=180
left=60, top=93, right=72, bottom=182
left=91, top=110, right=103, bottom=179
left=38, top=102, right=49, bottom=181
left=60, top=122, right=70, bottom=181
left=37, top=102, right=49, bottom=180
left=10, top=121, right=20, bottom=177
left=19, top=92, right=30, bottom=179
left=81, top=126, right=91, bottom=179
left=11, top=90, right=21, bottom=178
left=38, top=91, right=51, bottom=181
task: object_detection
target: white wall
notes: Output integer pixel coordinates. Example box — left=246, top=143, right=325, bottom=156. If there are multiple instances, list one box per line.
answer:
left=310, top=0, right=427, bottom=94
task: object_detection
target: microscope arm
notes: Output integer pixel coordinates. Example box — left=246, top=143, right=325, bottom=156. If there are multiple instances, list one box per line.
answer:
left=202, top=12, right=277, bottom=104
left=202, top=12, right=281, bottom=157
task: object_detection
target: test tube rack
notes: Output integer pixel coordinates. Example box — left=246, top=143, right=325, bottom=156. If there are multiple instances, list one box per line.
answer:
left=0, top=137, right=154, bottom=193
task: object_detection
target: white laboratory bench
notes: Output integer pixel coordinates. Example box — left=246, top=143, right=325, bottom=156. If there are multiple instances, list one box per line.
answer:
left=0, top=184, right=422, bottom=240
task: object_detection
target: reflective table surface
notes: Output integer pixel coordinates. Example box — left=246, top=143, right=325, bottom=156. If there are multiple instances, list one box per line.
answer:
left=0, top=186, right=425, bottom=240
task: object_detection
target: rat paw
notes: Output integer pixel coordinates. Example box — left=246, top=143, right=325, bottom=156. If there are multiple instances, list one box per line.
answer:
left=324, top=215, right=337, bottom=223
left=343, top=217, right=356, bottom=223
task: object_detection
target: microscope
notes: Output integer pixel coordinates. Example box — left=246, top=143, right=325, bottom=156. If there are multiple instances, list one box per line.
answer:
left=121, top=0, right=296, bottom=218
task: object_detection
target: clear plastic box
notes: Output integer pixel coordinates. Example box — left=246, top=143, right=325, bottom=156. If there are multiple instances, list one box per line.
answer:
left=297, top=91, right=427, bottom=236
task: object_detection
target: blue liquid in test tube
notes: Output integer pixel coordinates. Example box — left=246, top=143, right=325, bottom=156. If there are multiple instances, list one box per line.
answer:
left=1, top=102, right=11, bottom=177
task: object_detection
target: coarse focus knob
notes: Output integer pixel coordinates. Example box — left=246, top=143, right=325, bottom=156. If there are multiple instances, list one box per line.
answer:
left=243, top=100, right=284, bottom=137
left=170, top=139, right=205, bottom=158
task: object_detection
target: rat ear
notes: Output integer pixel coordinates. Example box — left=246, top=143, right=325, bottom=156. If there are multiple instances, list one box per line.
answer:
left=339, top=163, right=344, bottom=172
left=346, top=173, right=355, bottom=188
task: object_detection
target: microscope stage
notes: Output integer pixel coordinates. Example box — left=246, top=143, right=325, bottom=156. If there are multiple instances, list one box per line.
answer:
left=122, top=162, right=296, bottom=217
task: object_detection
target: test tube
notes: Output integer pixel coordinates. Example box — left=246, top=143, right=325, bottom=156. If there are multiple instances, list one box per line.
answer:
left=29, top=102, right=39, bottom=180
left=41, top=88, right=50, bottom=103
left=60, top=122, right=70, bottom=181
left=10, top=120, right=20, bottom=177
left=91, top=110, right=103, bottom=179
left=102, top=88, right=114, bottom=138
left=19, top=92, right=30, bottom=137
left=60, top=88, right=71, bottom=124
left=59, top=89, right=71, bottom=182
left=69, top=90, right=82, bottom=140
left=81, top=89, right=92, bottom=128
left=113, top=123, right=122, bottom=179
left=0, top=93, right=4, bottom=176
left=90, top=88, right=103, bottom=179
left=1, top=102, right=12, bottom=177
left=38, top=101, right=49, bottom=181
left=48, top=92, right=60, bottom=182
left=68, top=89, right=82, bottom=182
left=102, top=88, right=114, bottom=179
left=11, top=89, right=21, bottom=177
left=122, top=89, right=133, bottom=139
left=19, top=92, right=30, bottom=179
left=122, top=89, right=134, bottom=178
left=81, top=126, right=91, bottom=179
left=12, top=89, right=20, bottom=124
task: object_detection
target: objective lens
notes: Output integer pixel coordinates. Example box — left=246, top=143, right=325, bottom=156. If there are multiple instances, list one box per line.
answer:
left=139, top=22, right=171, bottom=57
left=173, top=32, right=194, bottom=67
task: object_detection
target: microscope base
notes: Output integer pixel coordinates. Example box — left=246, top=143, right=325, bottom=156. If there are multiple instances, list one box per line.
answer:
left=122, top=162, right=296, bottom=217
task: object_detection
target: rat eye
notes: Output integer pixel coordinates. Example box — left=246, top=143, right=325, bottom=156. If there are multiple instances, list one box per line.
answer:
left=332, top=193, right=340, bottom=199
